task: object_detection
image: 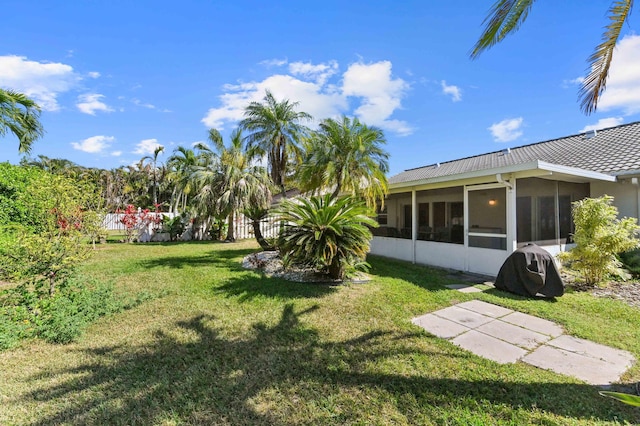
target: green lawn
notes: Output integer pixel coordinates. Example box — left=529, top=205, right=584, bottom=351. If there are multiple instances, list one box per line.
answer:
left=1, top=240, right=639, bottom=425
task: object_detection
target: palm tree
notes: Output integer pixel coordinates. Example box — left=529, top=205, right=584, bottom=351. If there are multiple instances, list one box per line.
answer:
left=193, top=128, right=271, bottom=241
left=23, top=155, right=82, bottom=178
left=240, top=90, right=312, bottom=198
left=470, top=0, right=633, bottom=115
left=142, top=146, right=165, bottom=206
left=0, top=88, right=44, bottom=154
left=166, top=146, right=199, bottom=213
left=297, top=115, right=389, bottom=209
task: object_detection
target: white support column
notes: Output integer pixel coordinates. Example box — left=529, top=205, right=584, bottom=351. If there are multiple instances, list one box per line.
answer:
left=463, top=186, right=469, bottom=272
left=507, top=178, right=518, bottom=253
left=412, top=188, right=417, bottom=264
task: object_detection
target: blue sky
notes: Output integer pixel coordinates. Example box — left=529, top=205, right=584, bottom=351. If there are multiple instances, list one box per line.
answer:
left=2, top=1, right=639, bottom=176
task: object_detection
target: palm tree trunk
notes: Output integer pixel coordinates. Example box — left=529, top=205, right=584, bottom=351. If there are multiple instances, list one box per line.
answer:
left=227, top=211, right=235, bottom=241
left=251, top=218, right=275, bottom=251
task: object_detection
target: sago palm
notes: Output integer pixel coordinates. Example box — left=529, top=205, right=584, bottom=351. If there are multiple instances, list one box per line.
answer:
left=275, top=194, right=378, bottom=280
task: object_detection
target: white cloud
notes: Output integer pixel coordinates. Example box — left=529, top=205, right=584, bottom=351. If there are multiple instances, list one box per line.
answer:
left=0, top=55, right=78, bottom=111
left=588, top=34, right=640, bottom=113
left=260, top=58, right=288, bottom=67
left=132, top=98, right=156, bottom=109
left=488, top=117, right=524, bottom=142
left=202, top=59, right=412, bottom=136
left=289, top=60, right=338, bottom=85
left=88, top=71, right=101, bottom=79
left=579, top=117, right=624, bottom=133
left=562, top=76, right=584, bottom=88
left=76, top=93, right=113, bottom=115
left=71, top=135, right=115, bottom=153
left=133, top=138, right=163, bottom=155
left=111, top=150, right=122, bottom=157
left=342, top=61, right=412, bottom=135
left=441, top=80, right=462, bottom=102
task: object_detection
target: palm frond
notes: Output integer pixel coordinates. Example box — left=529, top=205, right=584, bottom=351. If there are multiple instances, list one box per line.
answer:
left=579, top=0, right=633, bottom=114
left=470, top=0, right=536, bottom=59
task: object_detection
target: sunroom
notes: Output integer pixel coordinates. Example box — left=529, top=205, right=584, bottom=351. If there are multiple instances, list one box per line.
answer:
left=370, top=161, right=614, bottom=276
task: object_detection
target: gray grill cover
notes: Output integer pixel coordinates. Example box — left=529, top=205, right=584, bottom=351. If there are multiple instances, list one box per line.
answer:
left=495, top=244, right=564, bottom=298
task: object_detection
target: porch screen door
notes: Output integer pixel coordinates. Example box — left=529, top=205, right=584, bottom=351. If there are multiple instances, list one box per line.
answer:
left=466, top=185, right=507, bottom=250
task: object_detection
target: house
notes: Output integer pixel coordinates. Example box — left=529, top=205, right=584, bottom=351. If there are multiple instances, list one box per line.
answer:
left=370, top=121, right=640, bottom=276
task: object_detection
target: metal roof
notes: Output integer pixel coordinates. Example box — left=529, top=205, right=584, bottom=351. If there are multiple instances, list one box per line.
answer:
left=389, top=121, right=640, bottom=185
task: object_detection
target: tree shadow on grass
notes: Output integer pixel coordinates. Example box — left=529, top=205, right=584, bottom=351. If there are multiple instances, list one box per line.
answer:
left=139, top=248, right=256, bottom=271
left=21, top=304, right=640, bottom=425
left=367, top=255, right=459, bottom=292
left=214, top=274, right=338, bottom=301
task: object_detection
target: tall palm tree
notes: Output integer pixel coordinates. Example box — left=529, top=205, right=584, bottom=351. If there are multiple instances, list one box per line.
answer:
left=142, top=146, right=165, bottom=206
left=124, top=159, right=153, bottom=207
left=193, top=128, right=271, bottom=241
left=240, top=90, right=312, bottom=198
left=297, top=115, right=389, bottom=209
left=167, top=146, right=199, bottom=213
left=470, top=0, right=633, bottom=115
left=23, top=155, right=82, bottom=178
left=0, top=88, right=44, bottom=154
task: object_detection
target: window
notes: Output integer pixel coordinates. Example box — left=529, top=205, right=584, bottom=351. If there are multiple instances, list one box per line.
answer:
left=516, top=178, right=589, bottom=245
left=376, top=205, right=388, bottom=225
left=418, top=203, right=429, bottom=228
left=403, top=204, right=411, bottom=228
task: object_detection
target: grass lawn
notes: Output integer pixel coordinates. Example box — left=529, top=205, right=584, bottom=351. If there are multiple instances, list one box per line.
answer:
left=1, top=240, right=639, bottom=425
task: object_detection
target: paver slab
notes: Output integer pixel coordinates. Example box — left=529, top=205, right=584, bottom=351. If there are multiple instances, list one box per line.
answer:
left=457, top=300, right=513, bottom=318
left=501, top=311, right=564, bottom=337
left=412, top=313, right=470, bottom=338
left=434, top=306, right=495, bottom=329
left=523, top=345, right=630, bottom=385
left=452, top=330, right=527, bottom=364
left=457, top=286, right=483, bottom=293
left=547, top=335, right=635, bottom=366
left=444, top=284, right=472, bottom=290
left=475, top=320, right=550, bottom=350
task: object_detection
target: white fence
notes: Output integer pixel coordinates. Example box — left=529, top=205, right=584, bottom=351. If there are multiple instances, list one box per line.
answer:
left=103, top=212, right=176, bottom=231
left=233, top=214, right=280, bottom=240
left=103, top=211, right=279, bottom=240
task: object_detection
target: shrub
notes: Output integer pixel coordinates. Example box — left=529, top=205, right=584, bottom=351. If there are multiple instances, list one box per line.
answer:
left=619, top=248, right=640, bottom=276
left=0, top=164, right=103, bottom=295
left=275, top=195, right=378, bottom=280
left=559, top=196, right=640, bottom=285
left=0, top=275, right=161, bottom=349
left=166, top=215, right=186, bottom=241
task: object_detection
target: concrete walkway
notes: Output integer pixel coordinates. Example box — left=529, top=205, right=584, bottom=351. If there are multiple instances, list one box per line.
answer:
left=412, top=298, right=635, bottom=386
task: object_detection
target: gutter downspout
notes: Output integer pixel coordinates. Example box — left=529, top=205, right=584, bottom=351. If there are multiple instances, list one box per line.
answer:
left=633, top=178, right=640, bottom=219
left=496, top=173, right=513, bottom=189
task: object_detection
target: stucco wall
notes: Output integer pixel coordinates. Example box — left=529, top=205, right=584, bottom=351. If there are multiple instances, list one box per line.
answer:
left=590, top=181, right=639, bottom=219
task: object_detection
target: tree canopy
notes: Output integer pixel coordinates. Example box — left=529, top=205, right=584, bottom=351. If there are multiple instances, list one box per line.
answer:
left=0, top=89, right=45, bottom=154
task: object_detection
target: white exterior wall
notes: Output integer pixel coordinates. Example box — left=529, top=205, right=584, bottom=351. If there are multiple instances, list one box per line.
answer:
left=590, top=181, right=640, bottom=219
left=467, top=247, right=510, bottom=276
left=370, top=237, right=414, bottom=262
left=415, top=241, right=466, bottom=271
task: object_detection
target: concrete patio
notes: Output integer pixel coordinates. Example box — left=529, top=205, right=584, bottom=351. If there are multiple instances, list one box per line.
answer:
left=412, top=299, right=635, bottom=386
